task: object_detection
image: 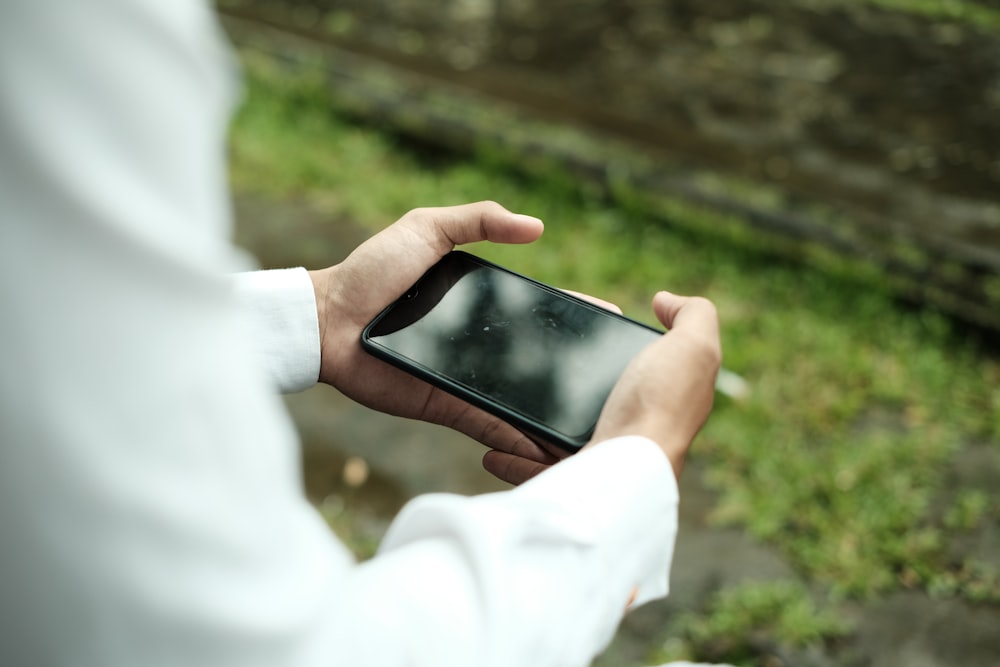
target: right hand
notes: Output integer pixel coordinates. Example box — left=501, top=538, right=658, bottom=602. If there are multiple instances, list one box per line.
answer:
left=483, top=291, right=720, bottom=484
left=587, top=291, right=721, bottom=478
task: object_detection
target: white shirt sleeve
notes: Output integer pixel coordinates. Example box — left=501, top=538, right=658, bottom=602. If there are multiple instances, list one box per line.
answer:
left=233, top=268, right=322, bottom=393
left=0, top=2, right=681, bottom=666
left=354, top=437, right=677, bottom=667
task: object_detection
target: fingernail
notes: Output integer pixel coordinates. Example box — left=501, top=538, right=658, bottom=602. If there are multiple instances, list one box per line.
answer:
left=513, top=214, right=543, bottom=226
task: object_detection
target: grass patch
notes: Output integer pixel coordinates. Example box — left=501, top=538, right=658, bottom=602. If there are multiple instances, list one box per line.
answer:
left=852, top=0, right=1000, bottom=29
left=650, top=581, right=851, bottom=666
left=228, top=48, right=1000, bottom=658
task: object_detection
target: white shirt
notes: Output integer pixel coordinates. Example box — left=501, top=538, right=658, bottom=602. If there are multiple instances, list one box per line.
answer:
left=0, top=1, right=680, bottom=665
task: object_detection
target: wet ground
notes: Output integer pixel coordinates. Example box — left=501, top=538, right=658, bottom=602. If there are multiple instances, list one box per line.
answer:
left=234, top=193, right=1000, bottom=667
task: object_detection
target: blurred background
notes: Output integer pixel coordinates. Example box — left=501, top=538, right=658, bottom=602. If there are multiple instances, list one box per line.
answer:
left=217, top=1, right=999, bottom=665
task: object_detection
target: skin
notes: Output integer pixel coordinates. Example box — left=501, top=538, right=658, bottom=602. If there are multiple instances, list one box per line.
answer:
left=308, top=201, right=721, bottom=486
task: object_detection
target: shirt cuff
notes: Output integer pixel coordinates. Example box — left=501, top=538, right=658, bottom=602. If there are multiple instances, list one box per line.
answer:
left=512, top=435, right=678, bottom=607
left=375, top=434, right=678, bottom=666
left=232, top=268, right=321, bottom=393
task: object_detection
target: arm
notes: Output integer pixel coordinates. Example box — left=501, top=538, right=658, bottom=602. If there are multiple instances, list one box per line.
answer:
left=338, top=437, right=678, bottom=667
left=0, top=2, right=714, bottom=667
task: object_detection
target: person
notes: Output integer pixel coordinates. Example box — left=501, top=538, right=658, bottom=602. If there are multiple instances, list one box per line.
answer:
left=0, top=1, right=721, bottom=666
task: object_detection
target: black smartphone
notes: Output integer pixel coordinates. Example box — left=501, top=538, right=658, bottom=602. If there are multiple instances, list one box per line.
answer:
left=361, top=251, right=663, bottom=452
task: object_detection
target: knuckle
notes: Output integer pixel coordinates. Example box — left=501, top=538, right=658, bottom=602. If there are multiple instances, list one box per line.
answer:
left=689, top=295, right=719, bottom=318
left=404, top=207, right=431, bottom=224
left=678, top=328, right=722, bottom=369
left=699, top=337, right=724, bottom=370
left=681, top=297, right=722, bottom=367
left=474, top=200, right=507, bottom=220
left=478, top=417, right=502, bottom=445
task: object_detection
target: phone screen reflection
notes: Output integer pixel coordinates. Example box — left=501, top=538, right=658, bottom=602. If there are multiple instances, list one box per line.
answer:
left=369, top=258, right=661, bottom=441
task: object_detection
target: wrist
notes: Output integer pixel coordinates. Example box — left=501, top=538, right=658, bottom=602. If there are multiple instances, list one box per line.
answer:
left=308, top=266, right=335, bottom=383
left=588, top=420, right=689, bottom=479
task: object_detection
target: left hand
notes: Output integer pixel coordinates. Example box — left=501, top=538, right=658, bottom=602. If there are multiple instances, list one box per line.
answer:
left=309, top=201, right=561, bottom=482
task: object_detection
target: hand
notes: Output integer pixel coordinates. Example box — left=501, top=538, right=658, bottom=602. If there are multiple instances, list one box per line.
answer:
left=591, top=291, right=720, bottom=477
left=308, top=201, right=560, bottom=478
left=482, top=292, right=721, bottom=484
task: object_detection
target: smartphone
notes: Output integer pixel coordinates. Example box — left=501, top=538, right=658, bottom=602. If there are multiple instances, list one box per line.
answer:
left=361, top=251, right=663, bottom=452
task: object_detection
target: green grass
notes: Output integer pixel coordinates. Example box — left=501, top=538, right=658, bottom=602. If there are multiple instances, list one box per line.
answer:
left=650, top=581, right=851, bottom=666
left=228, top=51, right=1000, bottom=660
left=853, top=0, right=1000, bottom=29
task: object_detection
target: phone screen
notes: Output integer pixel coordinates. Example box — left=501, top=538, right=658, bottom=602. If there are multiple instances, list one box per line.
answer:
left=363, top=252, right=662, bottom=450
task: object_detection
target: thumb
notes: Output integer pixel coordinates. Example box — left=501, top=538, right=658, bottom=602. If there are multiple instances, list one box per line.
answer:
left=653, top=291, right=721, bottom=342
left=403, top=200, right=544, bottom=253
